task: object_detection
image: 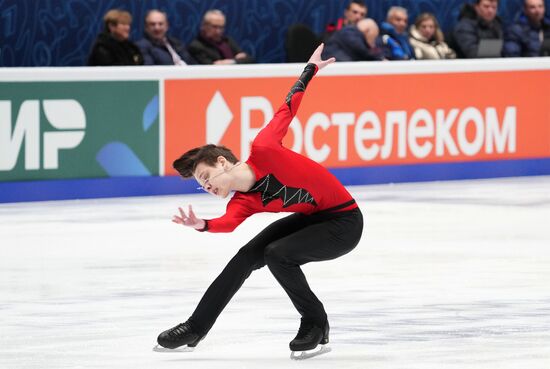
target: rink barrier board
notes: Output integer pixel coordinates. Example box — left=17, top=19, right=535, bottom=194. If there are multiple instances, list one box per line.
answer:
left=0, top=81, right=160, bottom=181
left=1, top=157, right=550, bottom=203
left=1, top=59, right=550, bottom=203
left=163, top=69, right=550, bottom=173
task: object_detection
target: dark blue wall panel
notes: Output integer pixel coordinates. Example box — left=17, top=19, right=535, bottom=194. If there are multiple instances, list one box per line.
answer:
left=1, top=0, right=548, bottom=67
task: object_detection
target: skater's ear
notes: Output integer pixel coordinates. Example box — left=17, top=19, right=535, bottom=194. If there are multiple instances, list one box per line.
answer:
left=217, top=155, right=227, bottom=167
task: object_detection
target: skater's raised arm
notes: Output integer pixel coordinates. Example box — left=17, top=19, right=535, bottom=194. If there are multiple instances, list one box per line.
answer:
left=254, top=44, right=335, bottom=147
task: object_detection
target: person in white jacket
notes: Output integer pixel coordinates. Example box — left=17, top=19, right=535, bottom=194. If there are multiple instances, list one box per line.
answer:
left=409, top=13, right=456, bottom=60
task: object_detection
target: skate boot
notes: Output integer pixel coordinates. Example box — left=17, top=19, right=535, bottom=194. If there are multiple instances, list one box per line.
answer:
left=157, top=320, right=203, bottom=349
left=289, top=318, right=330, bottom=359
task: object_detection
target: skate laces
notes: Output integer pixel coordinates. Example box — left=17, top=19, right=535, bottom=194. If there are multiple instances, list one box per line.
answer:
left=169, top=322, right=191, bottom=337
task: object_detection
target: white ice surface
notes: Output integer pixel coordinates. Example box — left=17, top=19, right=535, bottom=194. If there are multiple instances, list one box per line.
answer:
left=1, top=177, right=549, bottom=369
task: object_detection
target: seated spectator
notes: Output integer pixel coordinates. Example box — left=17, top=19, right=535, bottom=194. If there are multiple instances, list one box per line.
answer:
left=322, top=0, right=368, bottom=41
left=322, top=18, right=384, bottom=61
left=188, top=9, right=254, bottom=65
left=452, top=0, right=503, bottom=58
left=379, top=6, right=415, bottom=60
left=136, top=9, right=197, bottom=65
left=409, top=13, right=456, bottom=59
left=503, top=0, right=550, bottom=56
left=88, top=9, right=143, bottom=66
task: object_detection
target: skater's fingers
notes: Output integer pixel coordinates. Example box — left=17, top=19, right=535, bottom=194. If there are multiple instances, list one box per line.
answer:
left=309, top=43, right=324, bottom=61
left=320, top=57, right=336, bottom=68
left=189, top=205, right=201, bottom=223
left=178, top=207, right=187, bottom=219
left=308, top=43, right=335, bottom=71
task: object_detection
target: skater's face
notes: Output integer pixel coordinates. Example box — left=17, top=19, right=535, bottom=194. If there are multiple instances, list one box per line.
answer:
left=194, top=158, right=233, bottom=198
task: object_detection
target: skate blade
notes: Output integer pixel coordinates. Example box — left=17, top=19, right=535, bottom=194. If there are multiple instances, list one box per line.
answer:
left=290, top=344, right=331, bottom=360
left=152, top=344, right=195, bottom=353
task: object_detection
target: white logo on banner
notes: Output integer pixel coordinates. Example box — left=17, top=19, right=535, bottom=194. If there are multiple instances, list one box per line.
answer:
left=204, top=92, right=516, bottom=163
left=0, top=99, right=86, bottom=171
left=206, top=91, right=233, bottom=145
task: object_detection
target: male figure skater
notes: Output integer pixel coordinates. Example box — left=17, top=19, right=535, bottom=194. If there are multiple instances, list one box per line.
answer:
left=157, top=44, right=363, bottom=355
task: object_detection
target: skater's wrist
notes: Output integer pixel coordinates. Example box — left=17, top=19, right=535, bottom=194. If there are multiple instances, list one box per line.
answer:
left=195, top=219, right=208, bottom=232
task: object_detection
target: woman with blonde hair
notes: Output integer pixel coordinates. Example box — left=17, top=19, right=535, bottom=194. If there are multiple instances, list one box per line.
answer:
left=88, top=9, right=144, bottom=66
left=409, top=12, right=456, bottom=59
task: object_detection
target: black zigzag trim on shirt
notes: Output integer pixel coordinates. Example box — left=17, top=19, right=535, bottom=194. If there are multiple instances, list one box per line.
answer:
left=247, top=174, right=317, bottom=208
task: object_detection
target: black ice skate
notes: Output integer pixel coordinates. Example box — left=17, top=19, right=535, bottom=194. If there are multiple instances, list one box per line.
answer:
left=154, top=321, right=203, bottom=352
left=289, top=319, right=331, bottom=360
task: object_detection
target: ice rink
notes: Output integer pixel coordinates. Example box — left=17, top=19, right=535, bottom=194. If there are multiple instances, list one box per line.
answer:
left=1, top=176, right=549, bottom=369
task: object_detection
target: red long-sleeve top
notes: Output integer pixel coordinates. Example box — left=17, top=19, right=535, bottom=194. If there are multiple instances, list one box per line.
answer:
left=205, top=63, right=357, bottom=233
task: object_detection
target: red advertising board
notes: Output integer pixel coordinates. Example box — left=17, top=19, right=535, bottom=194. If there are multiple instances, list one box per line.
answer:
left=164, top=70, right=550, bottom=175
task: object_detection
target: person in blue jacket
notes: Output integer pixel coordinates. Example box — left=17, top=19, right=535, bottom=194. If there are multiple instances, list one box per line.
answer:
left=136, top=10, right=197, bottom=66
left=379, top=6, right=415, bottom=60
left=503, top=0, right=550, bottom=57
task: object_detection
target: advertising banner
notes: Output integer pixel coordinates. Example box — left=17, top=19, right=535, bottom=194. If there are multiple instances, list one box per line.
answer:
left=0, top=81, right=159, bottom=181
left=164, top=70, right=550, bottom=175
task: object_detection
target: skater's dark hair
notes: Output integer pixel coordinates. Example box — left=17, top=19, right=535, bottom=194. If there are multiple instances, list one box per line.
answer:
left=173, top=144, right=239, bottom=178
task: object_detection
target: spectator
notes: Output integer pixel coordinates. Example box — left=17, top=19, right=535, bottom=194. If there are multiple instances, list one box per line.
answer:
left=379, top=6, right=415, bottom=60
left=322, top=0, right=368, bottom=41
left=451, top=0, right=503, bottom=58
left=409, top=13, right=456, bottom=59
left=136, top=10, right=197, bottom=65
left=503, top=0, right=550, bottom=56
left=188, top=9, right=254, bottom=65
left=88, top=9, right=143, bottom=66
left=322, top=19, right=383, bottom=61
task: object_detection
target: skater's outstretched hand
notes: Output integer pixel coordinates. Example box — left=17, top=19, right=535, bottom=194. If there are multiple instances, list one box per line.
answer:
left=308, top=43, right=335, bottom=71
left=172, top=205, right=206, bottom=230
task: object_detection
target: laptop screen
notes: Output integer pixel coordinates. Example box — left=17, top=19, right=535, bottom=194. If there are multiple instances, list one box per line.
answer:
left=540, top=39, right=550, bottom=56
left=477, top=39, right=503, bottom=58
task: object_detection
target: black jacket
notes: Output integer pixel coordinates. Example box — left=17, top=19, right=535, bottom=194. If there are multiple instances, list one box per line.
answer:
left=88, top=32, right=144, bottom=66
left=188, top=35, right=254, bottom=65
left=322, top=26, right=383, bottom=61
left=451, top=4, right=504, bottom=58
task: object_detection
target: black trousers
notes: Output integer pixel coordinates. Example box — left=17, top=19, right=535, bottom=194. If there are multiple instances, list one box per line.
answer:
left=188, top=207, right=363, bottom=336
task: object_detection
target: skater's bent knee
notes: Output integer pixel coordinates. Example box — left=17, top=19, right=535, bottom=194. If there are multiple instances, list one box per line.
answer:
left=264, top=242, right=287, bottom=264
left=235, top=245, right=264, bottom=267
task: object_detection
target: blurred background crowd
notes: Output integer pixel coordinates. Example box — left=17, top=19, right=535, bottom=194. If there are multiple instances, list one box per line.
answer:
left=1, top=0, right=549, bottom=67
